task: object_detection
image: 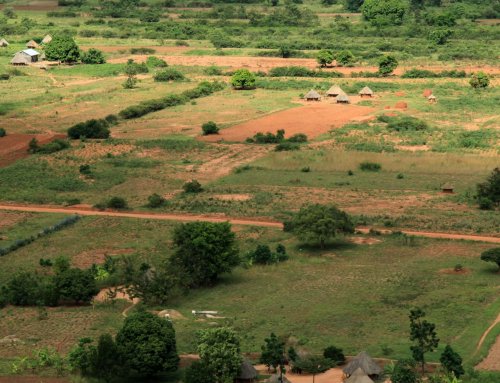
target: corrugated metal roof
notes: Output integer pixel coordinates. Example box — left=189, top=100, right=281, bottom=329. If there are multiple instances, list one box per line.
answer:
left=22, top=49, right=40, bottom=56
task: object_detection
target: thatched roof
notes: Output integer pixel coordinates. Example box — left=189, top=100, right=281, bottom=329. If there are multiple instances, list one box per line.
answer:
left=346, top=368, right=374, bottom=383
left=237, top=360, right=258, bottom=380
left=336, top=94, right=350, bottom=103
left=359, top=86, right=373, bottom=96
left=343, top=352, right=382, bottom=376
left=427, top=94, right=436, bottom=100
left=26, top=40, right=39, bottom=48
left=267, top=374, right=292, bottom=383
left=11, top=52, right=30, bottom=65
left=0, top=38, right=9, bottom=47
left=326, top=85, right=345, bottom=96
left=42, top=34, right=52, bottom=44
left=304, top=89, right=321, bottom=100
left=441, top=183, right=454, bottom=190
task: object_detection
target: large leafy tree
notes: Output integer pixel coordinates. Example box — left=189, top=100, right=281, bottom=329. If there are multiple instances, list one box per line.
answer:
left=53, top=268, right=99, bottom=304
left=170, top=221, right=239, bottom=287
left=284, top=204, right=355, bottom=248
left=361, top=0, right=408, bottom=26
left=45, top=34, right=80, bottom=63
left=260, top=332, right=285, bottom=372
left=409, top=308, right=439, bottom=374
left=378, top=55, right=399, bottom=76
left=231, top=69, right=256, bottom=89
left=480, top=248, right=500, bottom=270
left=316, top=49, right=334, bottom=67
left=391, top=359, right=418, bottom=383
left=476, top=167, right=499, bottom=209
left=344, top=0, right=363, bottom=12
left=439, top=345, right=464, bottom=378
left=197, top=327, right=242, bottom=383
left=293, top=355, right=333, bottom=380
left=115, top=311, right=179, bottom=377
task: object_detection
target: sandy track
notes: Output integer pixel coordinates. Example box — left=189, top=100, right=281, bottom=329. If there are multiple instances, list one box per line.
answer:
left=476, top=313, right=500, bottom=371
left=0, top=204, right=499, bottom=243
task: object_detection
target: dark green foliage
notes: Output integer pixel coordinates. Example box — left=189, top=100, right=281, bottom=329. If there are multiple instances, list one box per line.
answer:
left=35, top=139, right=70, bottom=154
left=359, top=161, right=382, bottom=171
left=293, top=355, right=333, bottom=375
left=287, top=133, right=308, bottom=143
left=476, top=168, right=499, bottom=209
left=345, top=0, right=363, bottom=11
left=28, top=138, right=40, bottom=153
left=140, top=9, right=161, bottom=22
left=275, top=142, right=300, bottom=151
left=54, top=268, right=99, bottom=304
left=249, top=4, right=318, bottom=27
left=147, top=193, right=166, bottom=208
left=146, top=56, right=168, bottom=67
left=170, top=221, right=239, bottom=287
left=470, top=71, right=490, bottom=89
left=79, top=164, right=91, bottom=175
left=439, top=345, right=464, bottom=378
left=204, top=65, right=223, bottom=75
left=81, top=48, right=106, bottom=64
left=379, top=115, right=429, bottom=132
left=115, top=311, right=179, bottom=377
left=202, top=121, right=219, bottom=135
left=0, top=74, right=7, bottom=81
left=428, top=28, right=453, bottom=45
left=45, top=35, right=80, bottom=63
left=185, top=360, right=210, bottom=383
left=4, top=271, right=43, bottom=306
left=107, top=196, right=128, bottom=209
left=323, top=345, right=345, bottom=364
left=154, top=68, right=185, bottom=82
left=392, top=359, right=418, bottom=383
left=249, top=129, right=285, bottom=144
left=268, top=66, right=343, bottom=78
left=231, top=69, right=256, bottom=89
left=249, top=244, right=288, bottom=264
left=260, top=333, right=285, bottom=371
left=409, top=308, right=439, bottom=373
left=183, top=179, right=203, bottom=193
left=480, top=248, right=500, bottom=269
left=336, top=50, right=355, bottom=66
left=317, top=49, right=334, bottom=67
left=67, top=119, right=110, bottom=139
left=39, top=258, right=53, bottom=267
left=288, top=347, right=298, bottom=362
left=401, top=69, right=466, bottom=78
left=130, top=47, right=156, bottom=54
left=362, top=0, right=408, bottom=26
left=284, top=204, right=355, bottom=248
left=0, top=128, right=6, bottom=138
left=378, top=55, right=398, bottom=76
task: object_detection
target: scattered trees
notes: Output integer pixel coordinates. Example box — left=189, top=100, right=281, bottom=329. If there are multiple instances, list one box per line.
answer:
left=202, top=121, right=219, bottom=135
left=469, top=72, right=490, bottom=89
left=284, top=204, right=355, bottom=248
left=409, top=308, right=439, bottom=374
left=67, top=118, right=110, bottom=139
left=231, top=69, right=256, bottom=89
left=378, top=55, right=398, bottom=76
left=480, top=248, right=500, bottom=270
left=0, top=128, right=6, bottom=137
left=248, top=244, right=288, bottom=265
left=260, top=333, right=285, bottom=372
left=316, top=49, right=334, bottom=67
left=45, top=35, right=80, bottom=63
left=81, top=48, right=106, bottom=64
left=439, top=345, right=464, bottom=378
left=183, top=179, right=203, bottom=193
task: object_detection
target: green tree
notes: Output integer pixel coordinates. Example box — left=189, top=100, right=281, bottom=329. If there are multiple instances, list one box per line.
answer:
left=428, top=29, right=453, bottom=45
left=439, top=345, right=464, bottom=378
left=323, top=345, right=345, bottom=364
left=115, top=311, right=179, bottom=377
left=5, top=271, right=41, bottom=306
left=93, top=334, right=120, bottom=382
left=81, top=48, right=106, bottom=64
left=28, top=138, right=40, bottom=153
left=480, top=248, right=500, bottom=270
left=260, top=332, right=285, bottom=372
left=3, top=7, right=16, bottom=18
left=284, top=204, right=355, bottom=248
left=316, top=49, right=334, bottom=67
left=392, top=359, right=418, bottom=383
left=68, top=337, right=95, bottom=376
left=123, top=59, right=139, bottom=89
left=288, top=346, right=298, bottom=362
left=409, top=308, right=439, bottom=374
left=231, top=69, right=256, bottom=89
left=169, top=221, right=239, bottom=287
left=202, top=121, right=219, bottom=135
left=361, top=0, right=408, bottom=26
left=147, top=193, right=166, bottom=208
left=53, top=268, right=99, bottom=304
left=197, top=327, right=242, bottom=383
left=336, top=50, right=355, bottom=66
left=45, top=35, right=80, bottom=63
left=344, top=0, right=363, bottom=12
left=183, top=179, right=203, bottom=193
left=476, top=167, right=499, bottom=208
left=293, top=355, right=333, bottom=382
left=378, top=55, right=399, bottom=76
left=469, top=71, right=490, bottom=89
left=184, top=360, right=210, bottom=383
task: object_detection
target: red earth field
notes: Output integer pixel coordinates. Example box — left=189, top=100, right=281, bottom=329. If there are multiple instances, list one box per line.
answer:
left=0, top=133, right=65, bottom=168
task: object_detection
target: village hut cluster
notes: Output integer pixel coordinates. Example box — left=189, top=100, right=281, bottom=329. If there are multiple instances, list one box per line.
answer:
left=304, top=85, right=374, bottom=104
left=4, top=35, right=52, bottom=66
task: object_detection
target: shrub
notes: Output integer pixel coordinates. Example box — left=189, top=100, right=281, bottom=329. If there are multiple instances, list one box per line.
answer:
left=385, top=116, right=428, bottom=132
left=480, top=248, right=500, bottom=269
left=378, top=55, right=398, bottom=76
left=147, top=193, right=166, bottom=208
left=301, top=166, right=311, bottom=172
left=250, top=129, right=285, bottom=144
left=0, top=128, right=6, bottom=137
left=454, top=264, right=463, bottom=272
left=275, top=142, right=300, bottom=151
left=106, top=196, right=128, bottom=209
left=359, top=161, right=382, bottom=171
left=476, top=168, right=499, bottom=209
left=0, top=74, right=9, bottom=81
left=67, top=119, right=110, bottom=139
left=146, top=56, right=168, bottom=67
left=204, top=65, right=223, bottom=75
left=45, top=34, right=80, bottom=63
left=362, top=0, right=407, bottom=26
left=183, top=180, right=203, bottom=193
left=130, top=47, right=156, bottom=54
left=317, top=49, right=334, bottom=67
left=202, top=121, right=219, bottom=135
left=323, top=346, right=345, bottom=364
left=428, top=29, right=453, bottom=45
left=470, top=72, right=490, bottom=89
left=154, top=68, right=185, bottom=82
left=336, top=50, right=355, bottom=66
left=36, top=139, right=70, bottom=154
left=81, top=48, right=106, bottom=64
left=231, top=69, right=256, bottom=89
left=288, top=133, right=308, bottom=143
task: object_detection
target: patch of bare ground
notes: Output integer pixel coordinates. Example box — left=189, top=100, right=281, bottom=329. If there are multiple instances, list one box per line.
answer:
left=476, top=314, right=500, bottom=371
left=94, top=286, right=138, bottom=304
left=0, top=133, right=65, bottom=168
left=395, top=145, right=430, bottom=152
left=154, top=309, right=186, bottom=320
left=71, top=142, right=136, bottom=161
left=350, top=237, right=382, bottom=245
left=72, top=248, right=135, bottom=269
left=0, top=211, right=33, bottom=230
left=213, top=194, right=252, bottom=201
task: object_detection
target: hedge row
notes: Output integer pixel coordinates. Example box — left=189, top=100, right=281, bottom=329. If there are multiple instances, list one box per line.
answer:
left=0, top=215, right=81, bottom=257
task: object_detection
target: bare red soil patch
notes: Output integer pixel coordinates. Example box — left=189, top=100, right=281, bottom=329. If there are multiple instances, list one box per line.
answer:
left=394, top=101, right=408, bottom=110
left=0, top=211, right=32, bottom=230
left=0, top=133, right=65, bottom=168
left=199, top=102, right=375, bottom=142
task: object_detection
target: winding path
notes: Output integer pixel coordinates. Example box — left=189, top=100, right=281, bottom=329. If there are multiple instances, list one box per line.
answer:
left=0, top=203, right=499, bottom=243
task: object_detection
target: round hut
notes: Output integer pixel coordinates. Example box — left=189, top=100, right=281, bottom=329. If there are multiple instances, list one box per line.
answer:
left=304, top=89, right=321, bottom=101
left=26, top=40, right=39, bottom=49
left=441, top=183, right=454, bottom=194
left=346, top=368, right=374, bottom=383
left=359, top=86, right=374, bottom=98
left=428, top=94, right=437, bottom=103
left=0, top=38, right=9, bottom=47
left=343, top=351, right=382, bottom=377
left=42, top=34, right=52, bottom=45
left=326, top=85, right=345, bottom=98
left=236, top=360, right=258, bottom=383
left=336, top=94, right=350, bottom=104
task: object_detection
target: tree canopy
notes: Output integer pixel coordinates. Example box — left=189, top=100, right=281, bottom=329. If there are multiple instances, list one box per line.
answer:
left=260, top=332, right=285, bottom=371
left=45, top=35, right=80, bottom=63
left=476, top=167, right=499, bottom=209
left=409, top=308, right=439, bottom=373
left=439, top=345, right=464, bottom=378
left=378, top=55, right=399, bottom=76
left=231, top=69, right=256, bottom=89
left=480, top=248, right=500, bottom=270
left=361, top=0, right=408, bottom=26
left=316, top=49, right=334, bottom=67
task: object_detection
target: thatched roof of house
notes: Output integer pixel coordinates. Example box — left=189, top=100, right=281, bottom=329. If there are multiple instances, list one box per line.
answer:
left=237, top=360, right=258, bottom=380
left=26, top=39, right=39, bottom=48
left=359, top=86, right=374, bottom=96
left=441, top=183, right=454, bottom=190
left=326, top=85, right=345, bottom=96
left=267, top=374, right=292, bottom=383
left=336, top=94, right=350, bottom=103
left=304, top=89, right=321, bottom=100
left=346, top=368, right=374, bottom=383
left=343, top=352, right=382, bottom=376
left=42, top=34, right=52, bottom=44
left=428, top=94, right=436, bottom=100
left=11, top=52, right=30, bottom=65
left=0, top=38, right=9, bottom=47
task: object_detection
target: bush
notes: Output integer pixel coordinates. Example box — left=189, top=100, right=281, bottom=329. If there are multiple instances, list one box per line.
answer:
left=130, top=47, right=156, bottom=54
left=480, top=248, right=500, bottom=269
left=35, top=139, right=70, bottom=154
left=336, top=50, right=355, bottom=66
left=183, top=180, right=203, bottom=193
left=323, top=346, right=345, bottom=364
left=0, top=74, right=9, bottom=81
left=231, top=69, right=256, bottom=89
left=250, top=129, right=285, bottom=144
left=378, top=55, right=398, bottom=76
left=81, top=48, right=106, bottom=64
left=202, top=121, right=219, bottom=135
left=362, top=0, right=407, bottom=26
left=67, top=119, right=110, bottom=139
left=288, top=133, right=308, bottom=143
left=476, top=168, right=499, bottom=209
left=154, top=68, right=185, bottom=82
left=106, top=196, right=128, bottom=209
left=383, top=116, right=428, bottom=132
left=79, top=164, right=91, bottom=175
left=359, top=161, right=382, bottom=171
left=470, top=72, right=490, bottom=89
left=0, top=128, right=6, bottom=137
left=275, top=142, right=300, bottom=151
left=147, top=193, right=166, bottom=208
left=249, top=244, right=288, bottom=265
left=204, top=65, right=223, bottom=75
left=146, top=56, right=168, bottom=67
left=45, top=34, right=80, bottom=63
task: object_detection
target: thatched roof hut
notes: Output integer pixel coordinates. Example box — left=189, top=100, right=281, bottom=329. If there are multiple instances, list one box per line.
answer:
left=0, top=38, right=9, bottom=47
left=359, top=86, right=374, bottom=97
left=267, top=374, right=292, bottom=383
left=236, top=360, right=258, bottom=382
left=11, top=52, right=30, bottom=65
left=326, top=85, right=345, bottom=97
left=26, top=40, right=39, bottom=49
left=346, top=368, right=374, bottom=383
left=428, top=94, right=437, bottom=103
left=304, top=89, right=321, bottom=101
left=441, top=183, right=454, bottom=193
left=343, top=352, right=382, bottom=376
left=336, top=94, right=350, bottom=104
left=42, top=34, right=52, bottom=44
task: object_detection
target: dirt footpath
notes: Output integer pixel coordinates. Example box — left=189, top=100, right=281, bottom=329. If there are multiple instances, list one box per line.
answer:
left=476, top=313, right=500, bottom=371
left=199, top=102, right=375, bottom=142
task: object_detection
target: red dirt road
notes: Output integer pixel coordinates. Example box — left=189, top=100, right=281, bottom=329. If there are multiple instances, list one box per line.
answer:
left=0, top=204, right=499, bottom=243
left=200, top=102, right=375, bottom=142
left=0, top=133, right=65, bottom=168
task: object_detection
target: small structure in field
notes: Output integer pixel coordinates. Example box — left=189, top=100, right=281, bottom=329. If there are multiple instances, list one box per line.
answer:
left=11, top=49, right=40, bottom=66
left=441, top=183, right=454, bottom=194
left=346, top=368, right=374, bottom=383
left=236, top=360, right=258, bottom=382
left=41, top=34, right=52, bottom=44
left=26, top=40, right=39, bottom=49
left=304, top=89, right=321, bottom=101
left=359, top=86, right=374, bottom=98
left=326, top=85, right=345, bottom=97
left=422, top=89, right=433, bottom=98
left=428, top=94, right=437, bottom=103
left=0, top=38, right=9, bottom=47
left=343, top=351, right=382, bottom=377
left=336, top=94, right=350, bottom=104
